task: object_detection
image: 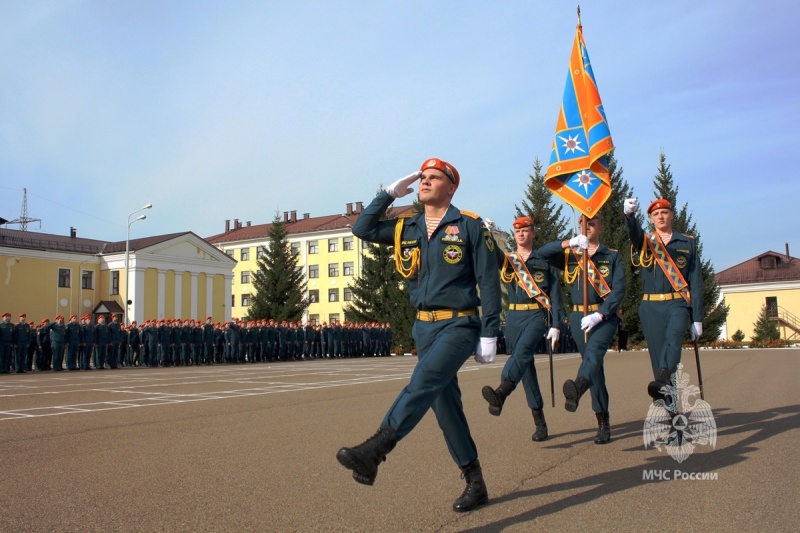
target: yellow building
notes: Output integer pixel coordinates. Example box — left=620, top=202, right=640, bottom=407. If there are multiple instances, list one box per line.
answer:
left=715, top=246, right=800, bottom=341
left=206, top=202, right=414, bottom=324
left=0, top=228, right=235, bottom=325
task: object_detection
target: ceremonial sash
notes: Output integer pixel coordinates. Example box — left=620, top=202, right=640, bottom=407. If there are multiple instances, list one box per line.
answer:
left=567, top=249, right=612, bottom=299
left=508, top=253, right=552, bottom=311
left=644, top=233, right=691, bottom=304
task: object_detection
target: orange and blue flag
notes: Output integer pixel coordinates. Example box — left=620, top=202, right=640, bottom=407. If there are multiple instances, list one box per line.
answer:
left=545, top=22, right=614, bottom=218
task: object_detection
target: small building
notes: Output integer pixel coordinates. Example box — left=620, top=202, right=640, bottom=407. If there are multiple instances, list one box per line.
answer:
left=715, top=244, right=800, bottom=341
left=0, top=228, right=235, bottom=325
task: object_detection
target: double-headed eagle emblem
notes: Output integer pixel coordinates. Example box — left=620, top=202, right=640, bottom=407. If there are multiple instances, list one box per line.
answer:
left=643, top=364, right=717, bottom=463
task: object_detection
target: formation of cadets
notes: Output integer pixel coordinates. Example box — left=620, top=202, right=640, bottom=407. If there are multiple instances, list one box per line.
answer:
left=0, top=312, right=393, bottom=374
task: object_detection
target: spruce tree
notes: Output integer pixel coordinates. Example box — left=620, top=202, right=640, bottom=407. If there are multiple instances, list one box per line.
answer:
left=516, top=158, right=569, bottom=248
left=601, top=151, right=646, bottom=346
left=751, top=304, right=780, bottom=342
left=247, top=212, right=308, bottom=322
left=344, top=201, right=416, bottom=352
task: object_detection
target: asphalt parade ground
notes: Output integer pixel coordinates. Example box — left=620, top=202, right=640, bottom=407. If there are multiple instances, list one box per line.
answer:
left=1, top=348, right=799, bottom=532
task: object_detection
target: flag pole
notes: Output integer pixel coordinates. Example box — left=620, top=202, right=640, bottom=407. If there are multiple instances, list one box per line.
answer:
left=582, top=215, right=589, bottom=342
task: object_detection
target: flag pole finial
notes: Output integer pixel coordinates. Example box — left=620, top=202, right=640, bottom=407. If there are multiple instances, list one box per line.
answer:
left=577, top=5, right=581, bottom=26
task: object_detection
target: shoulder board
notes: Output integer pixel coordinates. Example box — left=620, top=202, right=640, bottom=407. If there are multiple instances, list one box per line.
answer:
left=685, top=234, right=696, bottom=239
left=459, top=210, right=480, bottom=220
left=396, top=213, right=415, bottom=219
left=608, top=248, right=619, bottom=253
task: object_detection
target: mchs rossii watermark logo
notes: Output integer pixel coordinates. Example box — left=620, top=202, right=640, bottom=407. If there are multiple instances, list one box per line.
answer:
left=642, top=363, right=718, bottom=481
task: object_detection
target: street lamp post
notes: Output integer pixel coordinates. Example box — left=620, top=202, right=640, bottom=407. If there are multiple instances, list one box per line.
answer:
left=125, top=204, right=152, bottom=326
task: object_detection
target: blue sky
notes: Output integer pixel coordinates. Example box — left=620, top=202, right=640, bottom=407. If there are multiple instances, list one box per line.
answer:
left=1, top=0, right=798, bottom=271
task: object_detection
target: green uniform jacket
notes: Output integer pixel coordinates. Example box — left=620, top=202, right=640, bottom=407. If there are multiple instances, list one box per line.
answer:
left=352, top=190, right=501, bottom=338
left=625, top=216, right=703, bottom=320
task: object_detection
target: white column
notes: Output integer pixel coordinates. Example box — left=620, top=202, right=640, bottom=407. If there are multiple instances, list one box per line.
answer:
left=190, top=272, right=198, bottom=319
left=131, top=267, right=146, bottom=324
left=224, top=274, right=233, bottom=322
left=157, top=269, right=167, bottom=319
left=206, top=275, right=214, bottom=319
left=174, top=271, right=183, bottom=318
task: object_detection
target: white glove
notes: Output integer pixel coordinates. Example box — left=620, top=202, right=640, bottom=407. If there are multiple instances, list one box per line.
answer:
left=624, top=198, right=638, bottom=216
left=546, top=328, right=560, bottom=350
left=385, top=171, right=422, bottom=199
left=474, top=337, right=497, bottom=364
left=690, top=322, right=703, bottom=341
left=581, top=312, right=603, bottom=332
left=569, top=234, right=589, bottom=250
left=484, top=218, right=498, bottom=236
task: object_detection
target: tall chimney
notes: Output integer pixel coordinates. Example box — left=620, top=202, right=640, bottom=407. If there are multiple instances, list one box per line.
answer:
left=70, top=227, right=76, bottom=238
left=290, top=210, right=297, bottom=222
left=284, top=211, right=289, bottom=222
left=346, top=203, right=353, bottom=216
left=786, top=243, right=791, bottom=261
left=225, top=220, right=230, bottom=232
left=356, top=201, right=363, bottom=213
left=303, top=213, right=310, bottom=220
left=246, top=221, right=251, bottom=227
left=233, top=219, right=239, bottom=231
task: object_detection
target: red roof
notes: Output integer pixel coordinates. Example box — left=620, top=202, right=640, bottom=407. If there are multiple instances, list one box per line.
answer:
left=715, top=251, right=800, bottom=285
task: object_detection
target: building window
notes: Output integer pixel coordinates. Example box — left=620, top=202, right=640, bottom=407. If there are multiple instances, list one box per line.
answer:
left=241, top=271, right=250, bottom=284
left=343, top=262, right=354, bottom=276
left=328, top=288, right=339, bottom=302
left=308, top=240, right=318, bottom=254
left=241, top=248, right=250, bottom=261
left=257, top=245, right=267, bottom=258
left=329, top=313, right=340, bottom=324
left=242, top=293, right=252, bottom=307
left=231, top=295, right=235, bottom=308
left=309, top=314, right=319, bottom=325
left=58, top=268, right=71, bottom=288
left=328, top=239, right=338, bottom=252
left=328, top=263, right=339, bottom=277
left=362, top=240, right=369, bottom=249
left=343, top=236, right=354, bottom=251
left=309, top=289, right=319, bottom=303
left=291, top=242, right=300, bottom=255
left=344, top=287, right=353, bottom=301
left=111, top=271, right=119, bottom=295
left=81, top=270, right=94, bottom=290
left=308, top=265, right=319, bottom=278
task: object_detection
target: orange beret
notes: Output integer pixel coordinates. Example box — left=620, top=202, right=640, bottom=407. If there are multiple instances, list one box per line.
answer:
left=420, top=158, right=459, bottom=187
left=55, top=315, right=64, bottom=320
left=647, top=199, right=672, bottom=214
left=19, top=313, right=26, bottom=318
left=1, top=312, right=10, bottom=318
left=513, top=216, right=534, bottom=229
left=69, top=314, right=77, bottom=320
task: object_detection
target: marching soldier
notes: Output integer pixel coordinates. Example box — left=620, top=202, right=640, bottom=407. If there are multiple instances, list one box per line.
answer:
left=338, top=158, right=501, bottom=512
left=538, top=214, right=625, bottom=444
left=624, top=198, right=703, bottom=406
left=481, top=216, right=566, bottom=442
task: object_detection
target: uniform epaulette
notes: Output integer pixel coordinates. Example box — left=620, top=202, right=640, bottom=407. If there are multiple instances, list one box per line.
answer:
left=396, top=212, right=415, bottom=219
left=460, top=210, right=480, bottom=220
left=685, top=234, right=696, bottom=239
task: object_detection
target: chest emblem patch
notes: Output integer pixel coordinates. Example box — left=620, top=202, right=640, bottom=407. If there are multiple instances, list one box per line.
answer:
left=443, top=245, right=463, bottom=264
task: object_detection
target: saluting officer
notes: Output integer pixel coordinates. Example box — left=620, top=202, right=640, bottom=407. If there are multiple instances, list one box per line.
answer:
left=481, top=216, right=566, bottom=442
left=624, top=198, right=703, bottom=405
left=337, top=158, right=501, bottom=512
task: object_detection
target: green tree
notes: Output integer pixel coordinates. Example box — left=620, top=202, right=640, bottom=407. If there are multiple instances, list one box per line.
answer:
left=600, top=151, right=645, bottom=346
left=344, top=201, right=417, bottom=352
left=516, top=157, right=569, bottom=249
left=650, top=151, right=728, bottom=342
left=751, top=304, right=780, bottom=342
left=247, top=212, right=308, bottom=322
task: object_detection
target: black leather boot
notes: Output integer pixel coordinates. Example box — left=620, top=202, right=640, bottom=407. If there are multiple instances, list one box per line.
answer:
left=531, top=409, right=548, bottom=442
left=453, top=459, right=489, bottom=512
left=336, top=426, right=397, bottom=486
left=563, top=376, right=590, bottom=412
left=594, top=411, right=611, bottom=444
left=481, top=380, right=515, bottom=416
left=647, top=367, right=672, bottom=400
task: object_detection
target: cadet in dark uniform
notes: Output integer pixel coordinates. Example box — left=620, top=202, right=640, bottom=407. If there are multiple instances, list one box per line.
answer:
left=95, top=315, right=110, bottom=369
left=37, top=319, right=53, bottom=370
left=42, top=315, right=67, bottom=371
left=0, top=312, right=14, bottom=374
left=538, top=214, right=625, bottom=444
left=65, top=314, right=81, bottom=371
left=480, top=216, right=565, bottom=442
left=14, top=313, right=31, bottom=373
left=624, top=198, right=703, bottom=404
left=108, top=314, right=122, bottom=369
left=80, top=315, right=96, bottom=370
left=337, top=158, right=501, bottom=512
